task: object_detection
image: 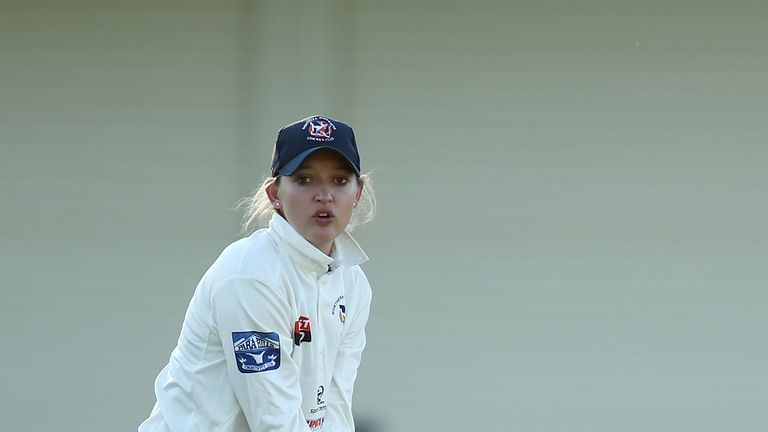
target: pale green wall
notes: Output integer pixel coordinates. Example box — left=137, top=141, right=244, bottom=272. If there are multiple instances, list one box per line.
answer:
left=2, top=1, right=767, bottom=431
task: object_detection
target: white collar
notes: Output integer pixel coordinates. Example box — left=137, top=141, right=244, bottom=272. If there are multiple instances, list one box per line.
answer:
left=267, top=213, right=368, bottom=274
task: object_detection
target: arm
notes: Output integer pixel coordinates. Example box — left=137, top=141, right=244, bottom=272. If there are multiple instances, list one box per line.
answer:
left=212, top=276, right=311, bottom=432
left=322, top=271, right=373, bottom=432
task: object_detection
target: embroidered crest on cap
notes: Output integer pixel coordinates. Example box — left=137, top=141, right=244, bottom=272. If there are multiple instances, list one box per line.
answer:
left=294, top=315, right=312, bottom=345
left=232, top=331, right=280, bottom=374
left=303, top=116, right=336, bottom=142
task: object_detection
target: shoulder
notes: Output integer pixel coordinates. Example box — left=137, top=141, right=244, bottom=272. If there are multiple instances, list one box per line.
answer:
left=208, top=229, right=284, bottom=283
left=342, top=265, right=372, bottom=303
left=349, top=264, right=371, bottom=286
left=194, top=229, right=293, bottom=304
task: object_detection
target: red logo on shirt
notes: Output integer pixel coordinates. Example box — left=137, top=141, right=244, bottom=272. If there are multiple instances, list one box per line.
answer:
left=307, top=417, right=324, bottom=430
left=293, top=316, right=312, bottom=345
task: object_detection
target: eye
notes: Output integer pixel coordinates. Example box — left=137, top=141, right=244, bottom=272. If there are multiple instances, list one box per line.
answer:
left=296, top=175, right=311, bottom=184
left=334, top=176, right=350, bottom=185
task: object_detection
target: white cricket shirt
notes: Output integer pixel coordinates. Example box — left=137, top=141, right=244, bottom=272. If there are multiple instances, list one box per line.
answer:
left=139, top=213, right=372, bottom=432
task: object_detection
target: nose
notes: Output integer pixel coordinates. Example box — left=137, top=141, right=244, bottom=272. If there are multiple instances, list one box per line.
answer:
left=314, top=187, right=333, bottom=203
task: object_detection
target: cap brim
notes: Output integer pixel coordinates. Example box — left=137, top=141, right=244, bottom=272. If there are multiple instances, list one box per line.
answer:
left=278, top=146, right=360, bottom=176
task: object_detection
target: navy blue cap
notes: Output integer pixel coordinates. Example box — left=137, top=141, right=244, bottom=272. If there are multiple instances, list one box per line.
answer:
left=271, top=115, right=361, bottom=177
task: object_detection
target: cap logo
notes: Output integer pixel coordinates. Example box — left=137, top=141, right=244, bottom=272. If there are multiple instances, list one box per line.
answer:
left=303, top=116, right=336, bottom=142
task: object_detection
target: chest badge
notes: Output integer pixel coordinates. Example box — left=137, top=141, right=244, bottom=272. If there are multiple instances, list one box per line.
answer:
left=332, top=295, right=346, bottom=325
left=293, top=315, right=312, bottom=345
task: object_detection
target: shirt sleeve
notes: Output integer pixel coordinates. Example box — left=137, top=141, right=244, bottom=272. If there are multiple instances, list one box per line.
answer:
left=322, top=270, right=373, bottom=432
left=211, top=275, right=311, bottom=432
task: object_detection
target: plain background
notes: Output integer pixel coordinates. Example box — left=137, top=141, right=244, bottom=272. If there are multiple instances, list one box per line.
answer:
left=2, top=1, right=767, bottom=431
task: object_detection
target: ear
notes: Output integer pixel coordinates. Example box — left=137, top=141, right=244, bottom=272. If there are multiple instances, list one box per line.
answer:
left=355, top=182, right=363, bottom=204
left=265, top=178, right=279, bottom=203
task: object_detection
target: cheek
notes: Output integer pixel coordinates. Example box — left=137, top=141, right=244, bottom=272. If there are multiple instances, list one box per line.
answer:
left=339, top=188, right=359, bottom=205
left=280, top=186, right=309, bottom=204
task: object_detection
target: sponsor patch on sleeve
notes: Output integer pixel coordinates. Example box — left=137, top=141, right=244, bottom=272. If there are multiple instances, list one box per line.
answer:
left=232, top=331, right=280, bottom=374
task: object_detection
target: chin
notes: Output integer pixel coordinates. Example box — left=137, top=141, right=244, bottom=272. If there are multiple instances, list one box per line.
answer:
left=314, top=232, right=339, bottom=245
left=307, top=229, right=339, bottom=246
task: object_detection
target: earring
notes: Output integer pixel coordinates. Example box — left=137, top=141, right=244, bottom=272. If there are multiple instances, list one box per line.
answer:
left=274, top=201, right=280, bottom=208
left=353, top=202, right=358, bottom=208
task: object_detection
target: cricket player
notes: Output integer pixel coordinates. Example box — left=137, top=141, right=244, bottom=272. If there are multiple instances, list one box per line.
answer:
left=139, top=115, right=376, bottom=432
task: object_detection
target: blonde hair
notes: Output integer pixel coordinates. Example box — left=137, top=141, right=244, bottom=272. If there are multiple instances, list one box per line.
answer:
left=238, top=174, right=376, bottom=236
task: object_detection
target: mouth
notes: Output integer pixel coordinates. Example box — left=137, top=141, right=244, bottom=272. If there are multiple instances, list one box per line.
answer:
left=313, top=209, right=336, bottom=223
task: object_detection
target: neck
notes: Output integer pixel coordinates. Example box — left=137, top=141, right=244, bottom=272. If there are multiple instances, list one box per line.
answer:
left=313, top=241, right=333, bottom=256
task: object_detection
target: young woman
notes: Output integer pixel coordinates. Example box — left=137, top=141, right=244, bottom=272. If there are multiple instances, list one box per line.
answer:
left=139, top=115, right=375, bottom=432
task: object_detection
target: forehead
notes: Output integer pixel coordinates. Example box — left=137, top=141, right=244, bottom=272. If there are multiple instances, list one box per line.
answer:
left=296, top=149, right=354, bottom=172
